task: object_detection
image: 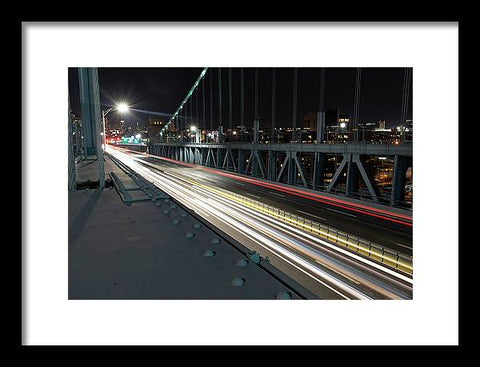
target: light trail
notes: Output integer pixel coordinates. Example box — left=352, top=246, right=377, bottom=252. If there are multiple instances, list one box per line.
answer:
left=142, top=153, right=413, bottom=227
left=107, top=146, right=413, bottom=299
left=153, top=167, right=412, bottom=298
left=108, top=147, right=363, bottom=298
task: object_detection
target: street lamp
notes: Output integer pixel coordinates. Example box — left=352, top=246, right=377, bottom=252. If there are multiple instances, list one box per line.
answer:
left=102, top=103, right=129, bottom=150
left=117, top=103, right=129, bottom=114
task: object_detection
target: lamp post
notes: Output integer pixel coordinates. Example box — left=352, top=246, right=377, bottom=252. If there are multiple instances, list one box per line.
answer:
left=102, top=103, right=129, bottom=150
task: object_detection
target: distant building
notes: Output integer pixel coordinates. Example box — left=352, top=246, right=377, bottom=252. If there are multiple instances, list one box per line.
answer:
left=303, top=109, right=350, bottom=130
left=337, top=115, right=350, bottom=129
left=147, top=117, right=165, bottom=143
left=303, top=111, right=317, bottom=130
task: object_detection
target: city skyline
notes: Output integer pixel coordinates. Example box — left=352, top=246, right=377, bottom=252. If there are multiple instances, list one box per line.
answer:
left=68, top=67, right=413, bottom=130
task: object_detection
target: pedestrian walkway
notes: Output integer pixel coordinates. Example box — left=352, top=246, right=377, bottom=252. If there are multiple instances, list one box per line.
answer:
left=69, top=154, right=315, bottom=299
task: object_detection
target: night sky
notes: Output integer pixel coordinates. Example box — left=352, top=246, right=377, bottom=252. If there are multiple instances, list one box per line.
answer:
left=68, top=67, right=412, bottom=130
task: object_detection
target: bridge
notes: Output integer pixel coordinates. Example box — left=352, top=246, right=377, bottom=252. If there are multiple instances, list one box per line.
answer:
left=68, top=66, right=413, bottom=300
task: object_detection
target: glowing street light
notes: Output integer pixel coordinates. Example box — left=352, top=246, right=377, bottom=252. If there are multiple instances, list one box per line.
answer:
left=117, top=103, right=129, bottom=114
left=190, top=125, right=197, bottom=132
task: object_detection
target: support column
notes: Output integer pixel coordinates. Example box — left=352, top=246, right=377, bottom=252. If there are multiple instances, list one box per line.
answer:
left=316, top=111, right=325, bottom=143
left=78, top=67, right=104, bottom=188
left=78, top=68, right=98, bottom=156
left=267, top=150, right=277, bottom=181
left=68, top=97, right=76, bottom=191
left=312, top=152, right=326, bottom=190
left=253, top=119, right=259, bottom=144
left=346, top=155, right=358, bottom=197
left=390, top=155, right=411, bottom=206
left=287, top=152, right=296, bottom=185
left=251, top=150, right=259, bottom=177
left=190, top=147, right=195, bottom=164
left=218, top=125, right=224, bottom=144
left=238, top=149, right=246, bottom=175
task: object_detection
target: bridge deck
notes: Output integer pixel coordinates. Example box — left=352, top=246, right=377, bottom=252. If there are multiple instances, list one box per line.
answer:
left=68, top=155, right=320, bottom=299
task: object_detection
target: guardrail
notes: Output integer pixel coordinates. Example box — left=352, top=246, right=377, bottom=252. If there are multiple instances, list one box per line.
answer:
left=194, top=182, right=413, bottom=275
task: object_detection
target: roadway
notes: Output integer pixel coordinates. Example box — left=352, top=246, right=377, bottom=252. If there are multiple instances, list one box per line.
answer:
left=107, top=145, right=413, bottom=300
left=127, top=149, right=413, bottom=255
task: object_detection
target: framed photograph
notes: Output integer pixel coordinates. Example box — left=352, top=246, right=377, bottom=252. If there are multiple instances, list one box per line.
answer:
left=23, top=21, right=459, bottom=346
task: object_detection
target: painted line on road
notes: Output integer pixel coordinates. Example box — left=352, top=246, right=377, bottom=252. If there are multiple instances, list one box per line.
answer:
left=297, top=210, right=327, bottom=222
left=245, top=193, right=261, bottom=199
left=268, top=191, right=286, bottom=198
left=326, top=208, right=357, bottom=218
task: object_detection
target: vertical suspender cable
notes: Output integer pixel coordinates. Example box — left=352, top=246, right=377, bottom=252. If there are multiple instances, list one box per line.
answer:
left=353, top=68, right=362, bottom=141
left=218, top=67, right=222, bottom=128
left=240, top=68, right=244, bottom=129
left=318, top=67, right=325, bottom=142
left=400, top=67, right=412, bottom=141
left=255, top=68, right=259, bottom=119
left=292, top=68, right=298, bottom=142
left=229, top=68, right=233, bottom=130
left=68, top=95, right=77, bottom=191
left=202, top=75, right=206, bottom=131
left=272, top=68, right=276, bottom=143
left=319, top=68, right=325, bottom=113
left=210, top=69, right=213, bottom=131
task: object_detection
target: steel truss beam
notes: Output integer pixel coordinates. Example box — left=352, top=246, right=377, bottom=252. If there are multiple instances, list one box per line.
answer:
left=328, top=153, right=379, bottom=202
left=275, top=151, right=306, bottom=186
left=222, top=148, right=237, bottom=171
left=152, top=142, right=411, bottom=157
left=149, top=142, right=411, bottom=207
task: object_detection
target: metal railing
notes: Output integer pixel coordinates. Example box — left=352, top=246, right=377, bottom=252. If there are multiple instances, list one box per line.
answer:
left=196, top=182, right=413, bottom=275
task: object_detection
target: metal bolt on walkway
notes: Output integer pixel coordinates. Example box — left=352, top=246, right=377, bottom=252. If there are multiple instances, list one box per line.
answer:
left=231, top=277, right=246, bottom=287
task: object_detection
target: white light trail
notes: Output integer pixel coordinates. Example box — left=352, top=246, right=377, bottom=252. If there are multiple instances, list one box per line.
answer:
left=106, top=146, right=412, bottom=299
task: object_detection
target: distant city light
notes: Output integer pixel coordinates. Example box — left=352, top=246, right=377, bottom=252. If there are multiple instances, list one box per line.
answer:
left=340, top=122, right=347, bottom=129
left=190, top=126, right=197, bottom=132
left=135, top=134, right=141, bottom=139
